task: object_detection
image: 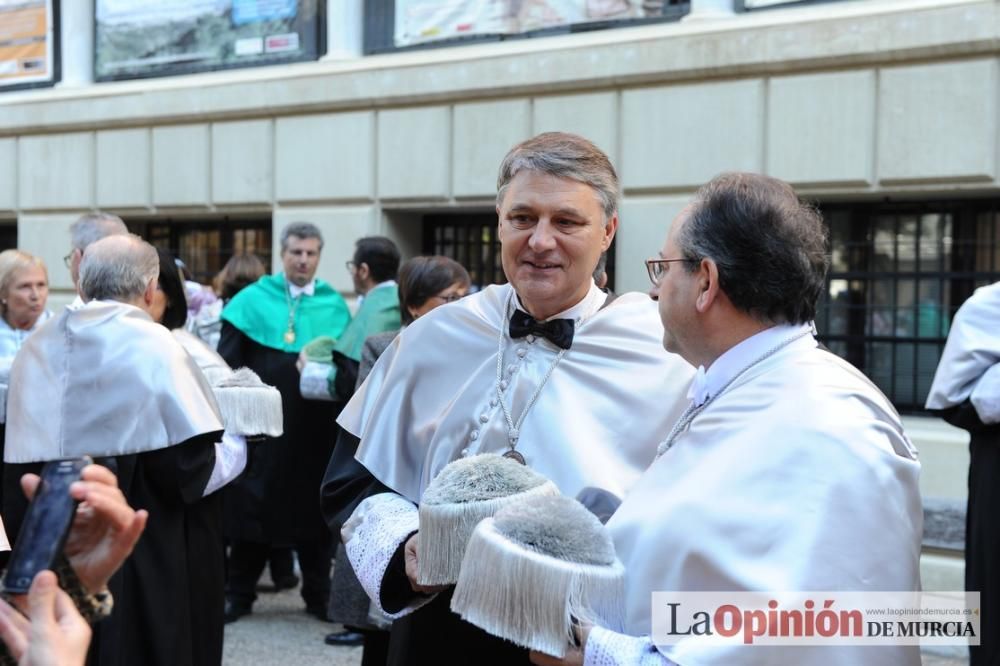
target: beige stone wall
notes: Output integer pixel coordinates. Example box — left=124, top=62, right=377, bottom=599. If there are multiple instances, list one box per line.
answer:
left=0, top=0, right=989, bottom=528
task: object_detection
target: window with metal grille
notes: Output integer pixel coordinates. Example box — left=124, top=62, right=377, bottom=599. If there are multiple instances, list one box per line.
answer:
left=421, top=212, right=615, bottom=291
left=129, top=218, right=272, bottom=285
left=815, top=201, right=1000, bottom=414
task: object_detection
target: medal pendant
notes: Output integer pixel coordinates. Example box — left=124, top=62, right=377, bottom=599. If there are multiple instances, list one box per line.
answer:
left=502, top=449, right=526, bottom=465
left=284, top=330, right=296, bottom=345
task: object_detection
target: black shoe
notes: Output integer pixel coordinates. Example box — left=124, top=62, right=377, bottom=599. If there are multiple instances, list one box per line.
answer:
left=224, top=600, right=252, bottom=624
left=272, top=573, right=299, bottom=591
left=324, top=630, right=365, bottom=646
left=305, top=605, right=334, bottom=623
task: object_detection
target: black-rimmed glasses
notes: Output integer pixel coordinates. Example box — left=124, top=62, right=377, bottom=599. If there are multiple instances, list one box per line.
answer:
left=645, top=258, right=698, bottom=285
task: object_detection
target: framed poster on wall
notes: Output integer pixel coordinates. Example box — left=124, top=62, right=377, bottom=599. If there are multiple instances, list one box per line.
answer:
left=94, top=0, right=323, bottom=81
left=0, top=0, right=58, bottom=91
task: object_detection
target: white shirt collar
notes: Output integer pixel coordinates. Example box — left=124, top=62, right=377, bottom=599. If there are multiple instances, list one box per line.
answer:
left=288, top=278, right=316, bottom=298
left=513, top=280, right=605, bottom=323
left=688, top=322, right=815, bottom=407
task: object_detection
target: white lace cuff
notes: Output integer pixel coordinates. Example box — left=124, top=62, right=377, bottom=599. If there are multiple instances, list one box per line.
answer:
left=342, top=492, right=436, bottom=619
left=203, top=431, right=248, bottom=497
left=584, top=626, right=672, bottom=666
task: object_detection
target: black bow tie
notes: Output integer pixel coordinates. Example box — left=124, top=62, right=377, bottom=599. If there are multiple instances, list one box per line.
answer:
left=509, top=310, right=575, bottom=350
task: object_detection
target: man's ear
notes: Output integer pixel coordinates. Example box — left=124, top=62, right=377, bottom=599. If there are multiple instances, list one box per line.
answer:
left=143, top=278, right=157, bottom=307
left=695, top=258, right=720, bottom=313
left=602, top=213, right=619, bottom=251
left=358, top=262, right=371, bottom=283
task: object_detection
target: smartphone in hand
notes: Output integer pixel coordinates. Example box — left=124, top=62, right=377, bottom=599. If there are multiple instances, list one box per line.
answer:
left=2, top=457, right=92, bottom=594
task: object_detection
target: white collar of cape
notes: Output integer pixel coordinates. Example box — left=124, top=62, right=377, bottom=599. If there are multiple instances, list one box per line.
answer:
left=3, top=299, right=224, bottom=463
left=687, top=322, right=815, bottom=407
left=607, top=333, right=922, bottom=663
left=926, top=280, right=1000, bottom=409
left=340, top=281, right=696, bottom=504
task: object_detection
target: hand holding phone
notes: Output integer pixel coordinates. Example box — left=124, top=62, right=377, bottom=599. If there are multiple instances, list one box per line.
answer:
left=3, top=458, right=91, bottom=595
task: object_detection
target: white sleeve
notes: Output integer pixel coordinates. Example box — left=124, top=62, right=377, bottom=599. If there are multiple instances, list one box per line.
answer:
left=342, top=492, right=438, bottom=619
left=202, top=431, right=248, bottom=497
left=584, top=626, right=674, bottom=666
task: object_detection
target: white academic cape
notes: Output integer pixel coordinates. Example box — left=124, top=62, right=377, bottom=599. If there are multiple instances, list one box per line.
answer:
left=339, top=283, right=695, bottom=504
left=926, top=281, right=1000, bottom=421
left=607, top=337, right=923, bottom=666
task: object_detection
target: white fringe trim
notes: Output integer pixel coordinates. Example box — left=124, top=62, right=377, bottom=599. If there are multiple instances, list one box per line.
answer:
left=451, top=517, right=626, bottom=658
left=416, top=480, right=559, bottom=586
left=212, top=385, right=284, bottom=437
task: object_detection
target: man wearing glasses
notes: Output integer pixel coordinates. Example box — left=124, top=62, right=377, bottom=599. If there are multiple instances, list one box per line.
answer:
left=300, top=236, right=402, bottom=402
left=64, top=212, right=128, bottom=308
left=322, top=132, right=693, bottom=665
left=533, top=173, right=922, bottom=666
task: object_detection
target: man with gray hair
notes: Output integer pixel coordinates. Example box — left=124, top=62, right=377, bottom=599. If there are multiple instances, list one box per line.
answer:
left=321, top=132, right=693, bottom=664
left=4, top=233, right=241, bottom=666
left=534, top=173, right=922, bottom=665
left=66, top=211, right=128, bottom=298
left=219, top=221, right=351, bottom=622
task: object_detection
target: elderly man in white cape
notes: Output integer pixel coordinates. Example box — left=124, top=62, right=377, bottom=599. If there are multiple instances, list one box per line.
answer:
left=3, top=234, right=247, bottom=666
left=321, top=132, right=694, bottom=665
left=532, top=173, right=923, bottom=666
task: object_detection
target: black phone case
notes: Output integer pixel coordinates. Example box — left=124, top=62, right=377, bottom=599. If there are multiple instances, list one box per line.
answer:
left=2, top=457, right=91, bottom=594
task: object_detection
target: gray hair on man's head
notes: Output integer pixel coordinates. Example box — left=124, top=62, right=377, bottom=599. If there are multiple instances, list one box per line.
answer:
left=496, top=132, right=621, bottom=224
left=79, top=234, right=160, bottom=303
left=70, top=212, right=128, bottom=251
left=280, top=222, right=324, bottom=252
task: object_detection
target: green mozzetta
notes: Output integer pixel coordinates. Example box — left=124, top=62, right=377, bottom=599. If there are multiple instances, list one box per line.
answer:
left=326, top=283, right=401, bottom=395
left=221, top=273, right=351, bottom=353
left=334, top=284, right=401, bottom=362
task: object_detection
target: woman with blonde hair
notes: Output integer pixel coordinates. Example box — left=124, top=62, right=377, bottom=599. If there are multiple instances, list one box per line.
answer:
left=0, top=249, right=51, bottom=542
left=0, top=250, right=50, bottom=357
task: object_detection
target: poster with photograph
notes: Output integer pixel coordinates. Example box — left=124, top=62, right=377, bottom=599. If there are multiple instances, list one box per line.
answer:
left=394, top=0, right=647, bottom=47
left=0, top=0, right=55, bottom=90
left=95, top=0, right=320, bottom=81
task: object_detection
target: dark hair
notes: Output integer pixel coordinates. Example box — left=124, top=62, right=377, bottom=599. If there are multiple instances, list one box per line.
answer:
left=354, top=236, right=401, bottom=284
left=398, top=256, right=471, bottom=325
left=155, top=248, right=189, bottom=330
left=217, top=253, right=266, bottom=301
left=679, top=172, right=829, bottom=325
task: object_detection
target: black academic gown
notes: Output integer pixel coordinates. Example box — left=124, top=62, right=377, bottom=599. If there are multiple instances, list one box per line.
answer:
left=932, top=401, right=1000, bottom=666
left=218, top=322, right=339, bottom=544
left=321, top=431, right=531, bottom=666
left=2, top=433, right=222, bottom=666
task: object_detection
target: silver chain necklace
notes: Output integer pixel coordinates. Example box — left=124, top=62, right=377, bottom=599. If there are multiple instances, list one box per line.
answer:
left=494, top=291, right=571, bottom=464
left=656, top=328, right=814, bottom=458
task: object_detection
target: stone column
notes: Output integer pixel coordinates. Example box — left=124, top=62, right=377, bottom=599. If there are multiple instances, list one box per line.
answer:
left=322, top=0, right=364, bottom=60
left=58, top=0, right=95, bottom=87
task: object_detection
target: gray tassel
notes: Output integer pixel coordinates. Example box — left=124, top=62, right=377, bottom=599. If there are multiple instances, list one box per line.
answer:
left=451, top=516, right=625, bottom=657
left=211, top=367, right=283, bottom=436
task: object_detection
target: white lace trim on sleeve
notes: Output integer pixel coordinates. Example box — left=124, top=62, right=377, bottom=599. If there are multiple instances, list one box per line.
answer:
left=584, top=626, right=672, bottom=666
left=342, top=492, right=436, bottom=619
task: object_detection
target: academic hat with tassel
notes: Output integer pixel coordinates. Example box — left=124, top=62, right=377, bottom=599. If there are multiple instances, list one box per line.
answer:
left=450, top=494, right=626, bottom=658
left=416, top=453, right=559, bottom=586
left=210, top=367, right=283, bottom=438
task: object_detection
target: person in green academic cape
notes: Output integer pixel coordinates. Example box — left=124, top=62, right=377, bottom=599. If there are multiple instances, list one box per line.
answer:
left=321, top=236, right=403, bottom=401
left=218, top=221, right=351, bottom=623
